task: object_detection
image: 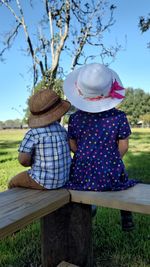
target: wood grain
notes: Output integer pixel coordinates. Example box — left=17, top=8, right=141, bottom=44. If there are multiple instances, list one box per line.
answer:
left=0, top=188, right=70, bottom=239
left=69, top=184, right=150, bottom=214
left=0, top=183, right=150, bottom=240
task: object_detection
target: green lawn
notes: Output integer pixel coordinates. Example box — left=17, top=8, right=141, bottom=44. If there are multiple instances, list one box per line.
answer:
left=124, top=128, right=150, bottom=184
left=0, top=129, right=27, bottom=192
left=0, top=128, right=150, bottom=267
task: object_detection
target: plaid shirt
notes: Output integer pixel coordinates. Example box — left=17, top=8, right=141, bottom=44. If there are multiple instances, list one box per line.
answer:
left=19, top=122, right=71, bottom=189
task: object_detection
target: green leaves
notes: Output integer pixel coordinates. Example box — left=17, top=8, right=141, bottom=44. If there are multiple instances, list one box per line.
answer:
left=120, top=88, right=150, bottom=125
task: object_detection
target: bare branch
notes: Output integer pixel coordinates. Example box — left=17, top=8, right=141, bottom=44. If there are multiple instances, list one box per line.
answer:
left=15, top=0, right=45, bottom=78
left=45, top=0, right=55, bottom=62
left=71, top=28, right=89, bottom=69
left=38, top=30, right=48, bottom=71
left=39, top=0, right=71, bottom=86
left=0, top=23, right=21, bottom=58
left=0, top=0, right=121, bottom=88
left=70, top=0, right=117, bottom=69
left=1, top=0, right=22, bottom=23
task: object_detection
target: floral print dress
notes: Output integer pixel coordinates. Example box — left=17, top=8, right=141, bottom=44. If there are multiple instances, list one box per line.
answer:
left=65, top=108, right=138, bottom=191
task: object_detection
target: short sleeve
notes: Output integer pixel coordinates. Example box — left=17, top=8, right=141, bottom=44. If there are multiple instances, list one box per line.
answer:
left=68, top=115, right=77, bottom=139
left=19, top=130, right=35, bottom=153
left=117, top=112, right=131, bottom=140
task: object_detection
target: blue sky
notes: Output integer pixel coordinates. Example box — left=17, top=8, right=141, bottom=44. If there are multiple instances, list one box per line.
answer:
left=0, top=0, right=150, bottom=121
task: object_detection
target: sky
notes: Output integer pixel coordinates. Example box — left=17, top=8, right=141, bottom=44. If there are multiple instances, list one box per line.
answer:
left=0, top=0, right=150, bottom=121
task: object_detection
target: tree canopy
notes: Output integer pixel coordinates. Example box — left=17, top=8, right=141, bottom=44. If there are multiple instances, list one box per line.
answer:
left=119, top=88, right=150, bottom=125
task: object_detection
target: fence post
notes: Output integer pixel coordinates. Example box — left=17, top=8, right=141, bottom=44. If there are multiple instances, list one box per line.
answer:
left=41, top=203, right=93, bottom=267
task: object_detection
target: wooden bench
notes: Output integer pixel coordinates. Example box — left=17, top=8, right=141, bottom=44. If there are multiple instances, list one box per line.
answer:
left=70, top=183, right=150, bottom=215
left=0, top=187, right=70, bottom=239
left=0, top=183, right=150, bottom=267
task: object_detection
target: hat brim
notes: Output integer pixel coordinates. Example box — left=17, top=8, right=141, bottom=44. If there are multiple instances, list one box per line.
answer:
left=63, top=66, right=125, bottom=113
left=28, top=100, right=71, bottom=128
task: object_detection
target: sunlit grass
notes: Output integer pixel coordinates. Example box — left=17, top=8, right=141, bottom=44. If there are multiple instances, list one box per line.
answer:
left=0, top=128, right=150, bottom=267
left=124, top=128, right=150, bottom=183
left=0, top=129, right=27, bottom=191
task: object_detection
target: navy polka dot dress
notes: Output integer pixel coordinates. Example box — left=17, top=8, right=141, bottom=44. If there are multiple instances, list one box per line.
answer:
left=65, top=108, right=138, bottom=191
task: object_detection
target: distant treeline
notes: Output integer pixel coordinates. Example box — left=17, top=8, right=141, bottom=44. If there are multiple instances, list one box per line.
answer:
left=1, top=88, right=150, bottom=129
left=0, top=119, right=28, bottom=129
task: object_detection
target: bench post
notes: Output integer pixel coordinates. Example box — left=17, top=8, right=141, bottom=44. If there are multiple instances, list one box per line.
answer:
left=41, top=203, right=93, bottom=267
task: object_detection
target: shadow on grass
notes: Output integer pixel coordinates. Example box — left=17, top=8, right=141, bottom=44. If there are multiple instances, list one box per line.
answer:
left=0, top=140, right=20, bottom=149
left=125, top=151, right=150, bottom=183
left=130, top=131, right=150, bottom=142
left=130, top=132, right=143, bottom=140
left=0, top=157, right=18, bottom=164
left=0, top=140, right=19, bottom=163
left=0, top=151, right=8, bottom=156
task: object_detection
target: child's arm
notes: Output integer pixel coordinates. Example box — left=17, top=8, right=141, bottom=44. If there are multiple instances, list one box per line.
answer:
left=118, top=138, right=129, bottom=158
left=18, top=130, right=34, bottom=167
left=18, top=152, right=32, bottom=167
left=69, top=138, right=77, bottom=153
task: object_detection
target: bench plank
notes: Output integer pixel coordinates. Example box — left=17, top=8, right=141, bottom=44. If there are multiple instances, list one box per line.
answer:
left=1, top=183, right=150, bottom=240
left=0, top=188, right=37, bottom=206
left=0, top=188, right=70, bottom=239
left=69, top=184, right=150, bottom=215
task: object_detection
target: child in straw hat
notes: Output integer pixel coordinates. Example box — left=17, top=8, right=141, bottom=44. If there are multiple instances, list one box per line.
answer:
left=8, top=88, right=71, bottom=190
left=63, top=63, right=138, bottom=231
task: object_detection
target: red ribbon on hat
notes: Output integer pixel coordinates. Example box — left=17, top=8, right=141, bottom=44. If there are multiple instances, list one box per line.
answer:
left=108, top=80, right=125, bottom=99
left=75, top=79, right=125, bottom=101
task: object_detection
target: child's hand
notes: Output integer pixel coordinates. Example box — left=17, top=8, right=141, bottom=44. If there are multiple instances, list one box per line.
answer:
left=18, top=152, right=32, bottom=167
left=69, top=139, right=77, bottom=153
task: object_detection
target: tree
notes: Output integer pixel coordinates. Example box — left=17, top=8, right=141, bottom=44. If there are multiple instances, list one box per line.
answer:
left=0, top=0, right=121, bottom=90
left=0, top=121, right=5, bottom=129
left=4, top=119, right=15, bottom=128
left=140, top=113, right=150, bottom=127
left=119, top=88, right=150, bottom=125
left=139, top=13, right=150, bottom=48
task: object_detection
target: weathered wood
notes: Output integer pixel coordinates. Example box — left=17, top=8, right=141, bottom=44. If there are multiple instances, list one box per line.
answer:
left=69, top=184, right=150, bottom=215
left=41, top=203, right=93, bottom=267
left=0, top=188, right=70, bottom=239
left=1, top=183, right=150, bottom=240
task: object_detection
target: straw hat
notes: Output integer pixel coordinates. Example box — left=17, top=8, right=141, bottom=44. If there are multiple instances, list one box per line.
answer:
left=28, top=89, right=71, bottom=128
left=63, top=63, right=125, bottom=113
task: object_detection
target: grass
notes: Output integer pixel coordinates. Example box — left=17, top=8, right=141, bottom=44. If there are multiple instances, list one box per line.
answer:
left=93, top=209, right=150, bottom=267
left=124, top=128, right=150, bottom=183
left=0, top=129, right=27, bottom=191
left=0, top=128, right=150, bottom=267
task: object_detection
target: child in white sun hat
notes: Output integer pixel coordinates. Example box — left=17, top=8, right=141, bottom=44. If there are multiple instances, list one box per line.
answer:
left=63, top=63, right=138, bottom=231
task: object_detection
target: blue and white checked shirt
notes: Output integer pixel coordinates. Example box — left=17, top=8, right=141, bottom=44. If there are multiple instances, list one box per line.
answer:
left=19, top=122, right=71, bottom=189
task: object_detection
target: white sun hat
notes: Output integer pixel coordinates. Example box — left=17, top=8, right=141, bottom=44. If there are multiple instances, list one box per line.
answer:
left=63, top=63, right=125, bottom=113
